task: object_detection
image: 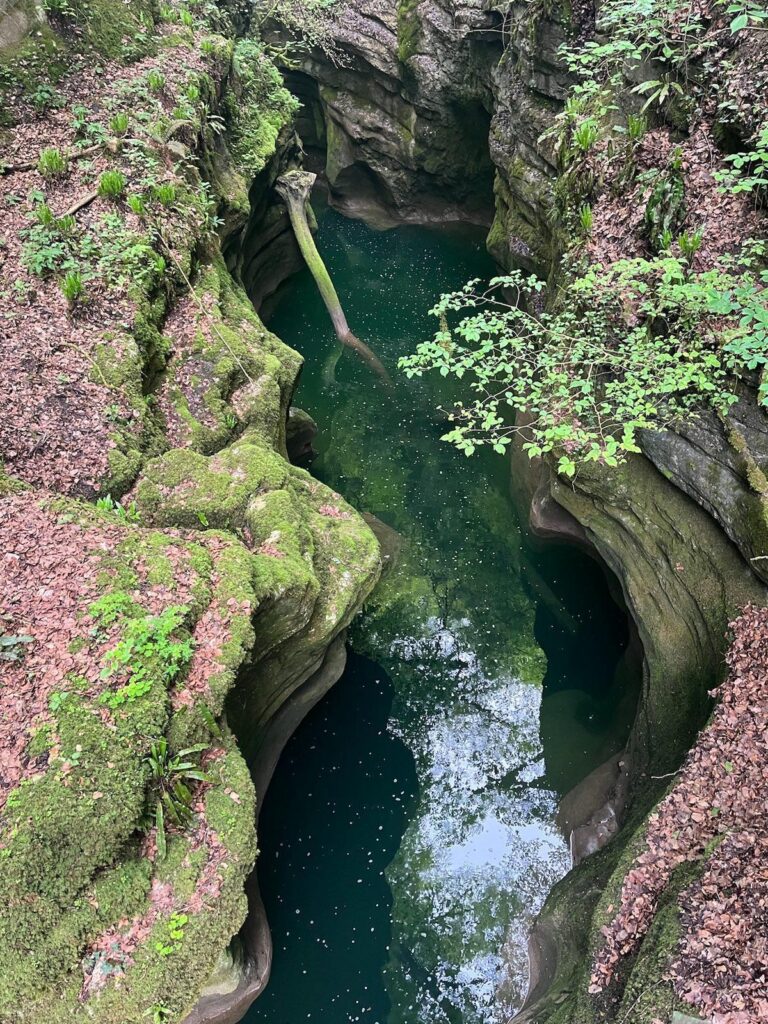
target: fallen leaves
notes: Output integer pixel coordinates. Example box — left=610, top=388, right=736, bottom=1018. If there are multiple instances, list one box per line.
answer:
left=591, top=605, right=768, bottom=1022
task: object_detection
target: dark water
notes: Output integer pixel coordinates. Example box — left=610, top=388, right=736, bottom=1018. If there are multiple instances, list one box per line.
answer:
left=242, top=207, right=639, bottom=1024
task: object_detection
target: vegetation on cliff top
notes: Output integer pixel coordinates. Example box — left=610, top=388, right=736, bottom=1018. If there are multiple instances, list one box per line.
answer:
left=404, top=0, right=768, bottom=477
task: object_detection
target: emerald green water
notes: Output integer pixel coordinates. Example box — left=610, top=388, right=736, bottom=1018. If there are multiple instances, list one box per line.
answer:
left=242, top=207, right=639, bottom=1024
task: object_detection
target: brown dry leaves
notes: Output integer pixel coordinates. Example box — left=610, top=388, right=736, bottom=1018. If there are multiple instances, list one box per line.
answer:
left=591, top=605, right=768, bottom=1023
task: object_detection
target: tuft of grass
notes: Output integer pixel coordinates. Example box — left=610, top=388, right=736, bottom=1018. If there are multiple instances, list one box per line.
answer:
left=35, top=203, right=56, bottom=227
left=61, top=270, right=85, bottom=308
left=579, top=204, right=594, bottom=233
left=146, top=69, right=166, bottom=93
left=627, top=113, right=647, bottom=142
left=98, top=170, right=127, bottom=198
left=56, top=214, right=76, bottom=237
left=37, top=148, right=68, bottom=178
left=109, top=112, right=129, bottom=136
left=127, top=194, right=146, bottom=216
left=152, top=182, right=176, bottom=207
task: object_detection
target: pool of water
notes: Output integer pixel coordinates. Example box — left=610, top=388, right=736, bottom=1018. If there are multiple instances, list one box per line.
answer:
left=241, top=206, right=639, bottom=1024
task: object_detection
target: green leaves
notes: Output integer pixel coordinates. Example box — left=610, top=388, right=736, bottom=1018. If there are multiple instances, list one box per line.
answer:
left=0, top=633, right=33, bottom=662
left=145, top=739, right=214, bottom=858
left=99, top=605, right=194, bottom=708
left=401, top=254, right=767, bottom=474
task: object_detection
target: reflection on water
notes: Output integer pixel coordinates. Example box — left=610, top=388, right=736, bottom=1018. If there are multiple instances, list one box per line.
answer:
left=243, top=207, right=638, bottom=1024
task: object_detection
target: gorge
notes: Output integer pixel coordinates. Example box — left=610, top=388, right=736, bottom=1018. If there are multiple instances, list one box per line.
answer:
left=1, top=1, right=767, bottom=1024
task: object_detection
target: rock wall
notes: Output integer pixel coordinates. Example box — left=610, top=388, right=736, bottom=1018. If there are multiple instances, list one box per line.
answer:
left=271, top=0, right=501, bottom=227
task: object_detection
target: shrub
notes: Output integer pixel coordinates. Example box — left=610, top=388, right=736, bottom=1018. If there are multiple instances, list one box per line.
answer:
left=97, top=170, right=127, bottom=198
left=400, top=256, right=767, bottom=476
left=37, top=147, right=68, bottom=177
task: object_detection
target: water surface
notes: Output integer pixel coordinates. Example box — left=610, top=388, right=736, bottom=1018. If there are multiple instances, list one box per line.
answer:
left=243, top=207, right=638, bottom=1024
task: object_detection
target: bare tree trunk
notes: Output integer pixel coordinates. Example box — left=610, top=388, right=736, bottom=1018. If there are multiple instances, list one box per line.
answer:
left=275, top=170, right=392, bottom=387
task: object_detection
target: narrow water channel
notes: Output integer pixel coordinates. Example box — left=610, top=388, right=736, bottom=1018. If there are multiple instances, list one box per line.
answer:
left=242, top=204, right=640, bottom=1024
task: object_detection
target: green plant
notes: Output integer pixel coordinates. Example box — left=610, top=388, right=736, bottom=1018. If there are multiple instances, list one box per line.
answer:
left=56, top=214, right=76, bottom=237
left=89, top=591, right=138, bottom=628
left=573, top=119, right=600, bottom=153
left=144, top=739, right=212, bottom=858
left=109, top=112, right=129, bottom=136
left=99, top=605, right=194, bottom=708
left=152, top=182, right=177, bottom=206
left=11, top=279, right=30, bottom=303
left=627, top=113, right=647, bottom=142
left=60, top=270, right=85, bottom=307
left=71, top=104, right=90, bottom=136
left=715, top=123, right=768, bottom=198
left=35, top=203, right=55, bottom=227
left=48, top=690, right=70, bottom=712
left=94, top=493, right=140, bottom=522
left=579, top=204, right=594, bottom=233
left=0, top=633, right=33, bottom=662
left=98, top=170, right=127, bottom=198
left=643, top=160, right=686, bottom=252
left=400, top=256, right=764, bottom=475
left=20, top=223, right=72, bottom=277
left=29, top=82, right=63, bottom=112
left=146, top=69, right=166, bottom=93
left=155, top=912, right=190, bottom=955
left=721, top=0, right=768, bottom=31
left=144, top=1005, right=172, bottom=1024
left=678, top=228, right=703, bottom=261
left=179, top=8, right=194, bottom=26
left=43, top=0, right=77, bottom=15
left=127, top=194, right=147, bottom=215
left=632, top=74, right=685, bottom=112
left=37, top=148, right=68, bottom=178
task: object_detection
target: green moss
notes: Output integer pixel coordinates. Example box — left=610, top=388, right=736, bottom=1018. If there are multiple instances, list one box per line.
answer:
left=27, top=723, right=55, bottom=758
left=227, top=38, right=298, bottom=177
left=397, top=0, right=422, bottom=63
left=136, top=437, right=288, bottom=532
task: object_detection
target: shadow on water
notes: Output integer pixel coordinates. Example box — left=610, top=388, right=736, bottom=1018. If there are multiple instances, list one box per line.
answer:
left=246, top=654, right=417, bottom=1024
left=242, top=203, right=641, bottom=1024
